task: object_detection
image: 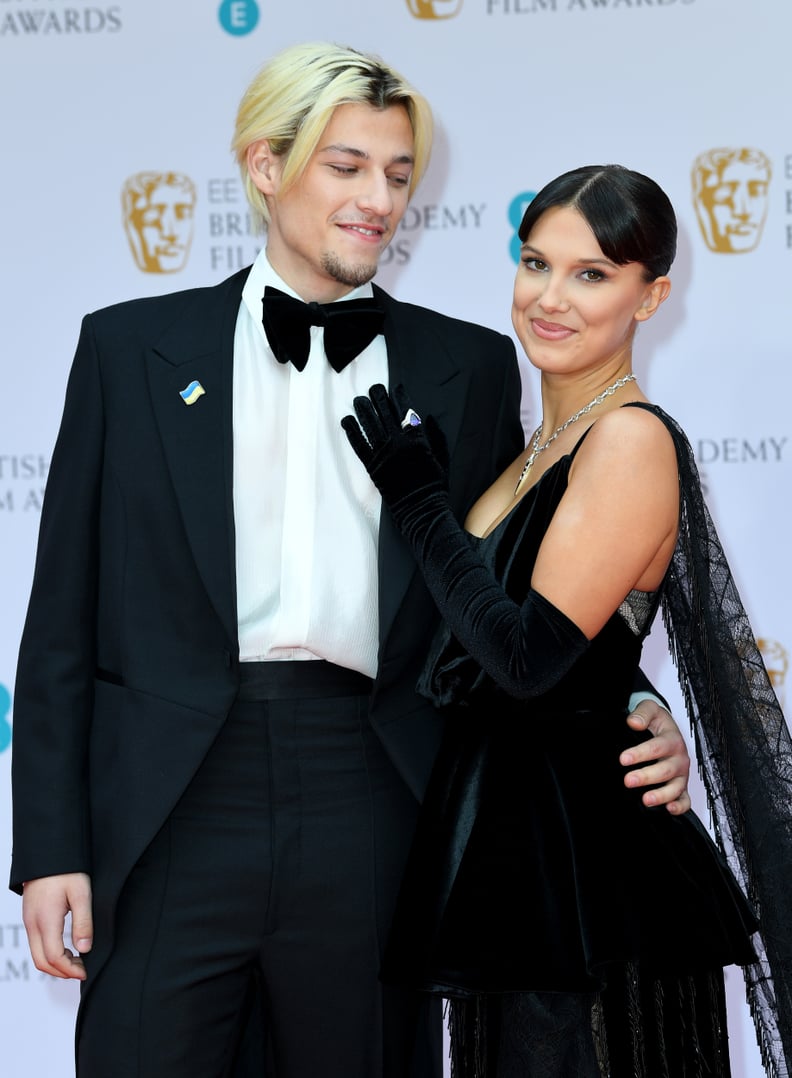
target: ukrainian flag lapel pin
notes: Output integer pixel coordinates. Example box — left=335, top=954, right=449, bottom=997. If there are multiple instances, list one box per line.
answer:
left=179, top=380, right=206, bottom=406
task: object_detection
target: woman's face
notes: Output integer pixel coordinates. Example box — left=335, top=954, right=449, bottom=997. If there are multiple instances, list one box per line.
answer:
left=511, top=205, right=665, bottom=376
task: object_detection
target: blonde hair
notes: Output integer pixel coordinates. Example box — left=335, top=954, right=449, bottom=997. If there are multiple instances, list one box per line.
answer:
left=231, top=42, right=433, bottom=230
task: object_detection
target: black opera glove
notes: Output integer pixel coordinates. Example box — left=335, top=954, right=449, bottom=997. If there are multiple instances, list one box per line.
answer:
left=343, top=385, right=589, bottom=701
left=341, top=384, right=450, bottom=530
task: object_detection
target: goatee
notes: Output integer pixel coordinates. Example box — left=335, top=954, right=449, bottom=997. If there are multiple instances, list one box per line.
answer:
left=320, top=252, right=378, bottom=289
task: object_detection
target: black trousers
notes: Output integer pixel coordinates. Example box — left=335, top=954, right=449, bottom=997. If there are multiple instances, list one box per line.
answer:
left=77, top=663, right=441, bottom=1078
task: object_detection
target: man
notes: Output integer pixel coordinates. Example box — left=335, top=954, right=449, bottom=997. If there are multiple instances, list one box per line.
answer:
left=11, top=42, right=690, bottom=1078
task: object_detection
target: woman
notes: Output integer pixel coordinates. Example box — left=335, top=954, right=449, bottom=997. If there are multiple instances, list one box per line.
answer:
left=342, top=166, right=792, bottom=1077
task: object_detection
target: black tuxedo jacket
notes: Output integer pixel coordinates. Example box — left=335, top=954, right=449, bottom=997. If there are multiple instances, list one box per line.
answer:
left=9, top=267, right=524, bottom=982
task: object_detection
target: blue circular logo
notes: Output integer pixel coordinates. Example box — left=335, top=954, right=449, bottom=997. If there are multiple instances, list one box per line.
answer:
left=0, top=684, right=11, bottom=753
left=218, top=0, right=259, bottom=36
left=508, top=190, right=536, bottom=264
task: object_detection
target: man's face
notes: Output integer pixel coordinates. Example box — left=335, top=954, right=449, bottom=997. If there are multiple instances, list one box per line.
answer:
left=698, top=159, right=769, bottom=253
left=249, top=102, right=415, bottom=301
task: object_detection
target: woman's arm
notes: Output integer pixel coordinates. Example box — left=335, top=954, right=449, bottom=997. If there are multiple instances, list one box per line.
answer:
left=344, top=387, right=678, bottom=699
left=345, top=386, right=691, bottom=811
left=530, top=406, right=678, bottom=638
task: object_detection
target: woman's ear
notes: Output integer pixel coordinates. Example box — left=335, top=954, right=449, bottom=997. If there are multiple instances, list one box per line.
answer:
left=635, top=276, right=672, bottom=322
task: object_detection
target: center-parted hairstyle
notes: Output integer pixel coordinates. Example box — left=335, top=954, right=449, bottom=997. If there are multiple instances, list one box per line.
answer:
left=518, top=165, right=678, bottom=280
left=232, top=42, right=434, bottom=230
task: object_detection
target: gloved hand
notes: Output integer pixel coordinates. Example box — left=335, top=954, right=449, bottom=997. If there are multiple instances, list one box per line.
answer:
left=343, top=387, right=589, bottom=702
left=341, top=384, right=450, bottom=514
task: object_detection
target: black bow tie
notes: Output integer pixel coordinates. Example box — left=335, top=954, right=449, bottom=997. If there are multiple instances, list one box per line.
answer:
left=262, top=286, right=385, bottom=373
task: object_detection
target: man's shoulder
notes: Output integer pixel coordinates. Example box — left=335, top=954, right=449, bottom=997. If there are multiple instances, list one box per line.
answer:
left=87, top=267, right=249, bottom=333
left=374, top=284, right=513, bottom=348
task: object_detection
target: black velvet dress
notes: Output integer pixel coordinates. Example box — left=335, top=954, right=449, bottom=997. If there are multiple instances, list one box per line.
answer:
left=381, top=411, right=759, bottom=1077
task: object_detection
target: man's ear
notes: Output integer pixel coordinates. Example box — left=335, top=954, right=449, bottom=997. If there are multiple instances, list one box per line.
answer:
left=246, top=139, right=280, bottom=196
left=634, top=276, right=672, bottom=323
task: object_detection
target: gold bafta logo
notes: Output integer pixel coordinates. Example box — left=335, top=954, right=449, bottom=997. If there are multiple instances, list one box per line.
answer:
left=405, top=0, right=462, bottom=18
left=757, top=637, right=788, bottom=707
left=122, top=171, right=197, bottom=273
left=691, top=148, right=771, bottom=254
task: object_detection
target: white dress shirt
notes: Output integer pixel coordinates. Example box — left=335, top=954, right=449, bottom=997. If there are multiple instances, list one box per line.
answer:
left=233, top=250, right=389, bottom=677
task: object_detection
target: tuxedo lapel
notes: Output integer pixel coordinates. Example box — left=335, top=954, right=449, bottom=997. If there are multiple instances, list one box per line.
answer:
left=146, top=270, right=247, bottom=645
left=376, top=286, right=466, bottom=453
left=374, top=287, right=467, bottom=654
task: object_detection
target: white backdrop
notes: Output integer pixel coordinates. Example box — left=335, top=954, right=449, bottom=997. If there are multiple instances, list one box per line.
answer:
left=1, top=1, right=789, bottom=1074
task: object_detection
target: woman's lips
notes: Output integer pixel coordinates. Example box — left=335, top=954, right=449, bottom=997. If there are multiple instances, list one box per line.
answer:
left=531, top=318, right=576, bottom=341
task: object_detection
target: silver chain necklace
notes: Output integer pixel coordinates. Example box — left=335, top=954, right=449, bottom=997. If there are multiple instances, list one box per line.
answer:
left=514, top=372, right=636, bottom=495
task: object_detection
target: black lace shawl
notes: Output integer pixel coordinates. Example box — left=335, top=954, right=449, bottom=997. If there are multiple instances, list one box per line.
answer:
left=652, top=404, right=792, bottom=1078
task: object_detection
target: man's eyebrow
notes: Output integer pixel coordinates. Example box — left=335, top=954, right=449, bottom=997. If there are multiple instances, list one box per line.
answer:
left=318, top=143, right=414, bottom=166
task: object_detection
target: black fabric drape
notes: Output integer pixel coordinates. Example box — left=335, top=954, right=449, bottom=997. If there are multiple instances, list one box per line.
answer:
left=652, top=404, right=792, bottom=1078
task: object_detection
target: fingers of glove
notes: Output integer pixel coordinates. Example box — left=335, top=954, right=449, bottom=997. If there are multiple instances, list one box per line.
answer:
left=389, top=385, right=446, bottom=465
left=369, top=383, right=403, bottom=434
left=351, top=393, right=389, bottom=449
left=341, top=414, right=375, bottom=465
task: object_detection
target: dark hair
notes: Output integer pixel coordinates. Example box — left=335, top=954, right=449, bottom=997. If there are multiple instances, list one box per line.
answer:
left=518, top=165, right=677, bottom=280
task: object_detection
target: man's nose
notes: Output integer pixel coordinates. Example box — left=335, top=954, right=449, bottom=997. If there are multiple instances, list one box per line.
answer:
left=356, top=173, right=393, bottom=217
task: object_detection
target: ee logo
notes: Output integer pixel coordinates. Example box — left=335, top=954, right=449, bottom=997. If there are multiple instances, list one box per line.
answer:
left=508, top=191, right=536, bottom=264
left=0, top=685, right=10, bottom=754
left=218, top=0, right=259, bottom=36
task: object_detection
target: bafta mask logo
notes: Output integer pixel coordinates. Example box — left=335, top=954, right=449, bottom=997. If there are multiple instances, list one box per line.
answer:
left=757, top=637, right=788, bottom=707
left=122, top=171, right=197, bottom=273
left=406, top=0, right=462, bottom=18
left=691, top=148, right=771, bottom=254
